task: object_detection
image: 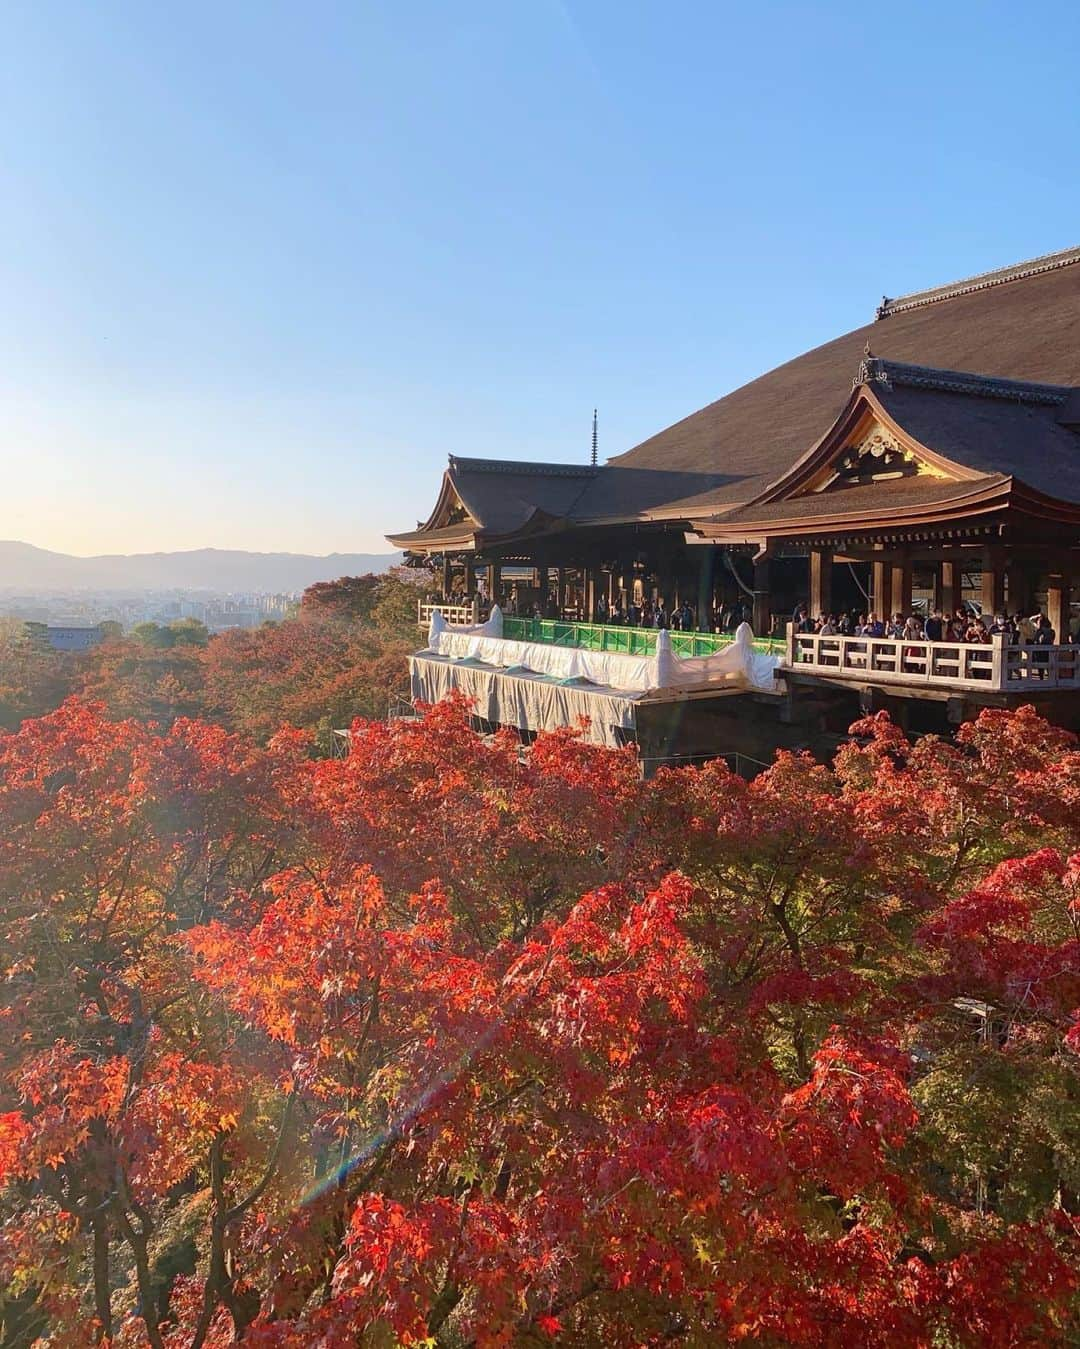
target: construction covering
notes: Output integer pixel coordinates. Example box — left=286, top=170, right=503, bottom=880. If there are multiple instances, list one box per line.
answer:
left=408, top=608, right=779, bottom=747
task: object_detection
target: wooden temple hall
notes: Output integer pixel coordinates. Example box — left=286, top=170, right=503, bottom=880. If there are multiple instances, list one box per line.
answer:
left=390, top=247, right=1080, bottom=753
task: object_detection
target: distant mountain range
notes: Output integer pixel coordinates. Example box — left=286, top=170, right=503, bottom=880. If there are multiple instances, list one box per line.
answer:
left=0, top=541, right=402, bottom=593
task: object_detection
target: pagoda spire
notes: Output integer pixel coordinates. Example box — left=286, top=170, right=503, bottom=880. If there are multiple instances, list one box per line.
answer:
left=591, top=408, right=598, bottom=466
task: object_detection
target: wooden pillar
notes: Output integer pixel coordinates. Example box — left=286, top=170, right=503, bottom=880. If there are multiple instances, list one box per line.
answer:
left=1005, top=558, right=1031, bottom=617
left=752, top=555, right=771, bottom=637
left=871, top=559, right=891, bottom=619
left=486, top=563, right=501, bottom=603
left=586, top=569, right=600, bottom=622
left=555, top=567, right=565, bottom=614
left=441, top=555, right=453, bottom=599
left=890, top=554, right=912, bottom=619
left=697, top=547, right=716, bottom=631
left=981, top=546, right=1005, bottom=617
left=536, top=565, right=549, bottom=607
left=809, top=549, right=832, bottom=619
left=1047, top=572, right=1070, bottom=641
left=938, top=561, right=957, bottom=615
left=464, top=560, right=476, bottom=598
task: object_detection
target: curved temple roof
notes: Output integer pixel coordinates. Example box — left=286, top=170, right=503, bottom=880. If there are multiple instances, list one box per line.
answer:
left=388, top=246, right=1080, bottom=551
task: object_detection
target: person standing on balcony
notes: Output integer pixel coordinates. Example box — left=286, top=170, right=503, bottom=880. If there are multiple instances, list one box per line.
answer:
left=925, top=610, right=943, bottom=641
left=1033, top=614, right=1056, bottom=675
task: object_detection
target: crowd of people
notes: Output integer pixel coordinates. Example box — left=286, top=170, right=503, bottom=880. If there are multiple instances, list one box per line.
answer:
left=792, top=606, right=1069, bottom=646
left=516, top=593, right=753, bottom=632
left=441, top=586, right=1075, bottom=648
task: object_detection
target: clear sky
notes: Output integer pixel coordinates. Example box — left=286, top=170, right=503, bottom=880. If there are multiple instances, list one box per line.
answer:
left=1, top=1, right=1078, bottom=556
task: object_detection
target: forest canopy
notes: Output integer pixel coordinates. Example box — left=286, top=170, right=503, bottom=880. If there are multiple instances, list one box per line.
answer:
left=0, top=690, right=1078, bottom=1346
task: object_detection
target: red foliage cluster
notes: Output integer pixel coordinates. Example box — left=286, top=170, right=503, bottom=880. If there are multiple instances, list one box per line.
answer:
left=0, top=695, right=1078, bottom=1346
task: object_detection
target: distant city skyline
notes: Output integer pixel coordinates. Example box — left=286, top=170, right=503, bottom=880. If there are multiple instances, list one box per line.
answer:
left=2, top=1, right=1078, bottom=555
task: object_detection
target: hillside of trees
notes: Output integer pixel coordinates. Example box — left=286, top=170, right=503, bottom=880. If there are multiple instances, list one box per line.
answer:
left=0, top=572, right=421, bottom=753
left=0, top=674, right=1078, bottom=1343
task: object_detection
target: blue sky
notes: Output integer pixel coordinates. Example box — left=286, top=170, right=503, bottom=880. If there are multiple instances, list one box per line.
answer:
left=1, top=0, right=1078, bottom=555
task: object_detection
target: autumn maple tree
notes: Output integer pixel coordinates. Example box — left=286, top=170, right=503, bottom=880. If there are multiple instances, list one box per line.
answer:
left=1, top=695, right=1078, bottom=1346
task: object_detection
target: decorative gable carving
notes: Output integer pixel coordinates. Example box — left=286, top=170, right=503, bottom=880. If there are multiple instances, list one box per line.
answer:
left=809, top=421, right=955, bottom=493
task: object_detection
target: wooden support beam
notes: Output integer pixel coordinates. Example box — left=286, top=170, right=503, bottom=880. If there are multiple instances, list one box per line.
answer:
left=809, top=549, right=832, bottom=619
left=441, top=555, right=453, bottom=599
left=586, top=569, right=600, bottom=622
left=1005, top=558, right=1031, bottom=616
left=697, top=547, right=716, bottom=629
left=981, top=546, right=1005, bottom=617
left=752, top=555, right=771, bottom=637
left=890, top=553, right=912, bottom=619
left=871, top=559, right=891, bottom=620
left=1047, top=572, right=1070, bottom=642
left=938, top=561, right=958, bottom=615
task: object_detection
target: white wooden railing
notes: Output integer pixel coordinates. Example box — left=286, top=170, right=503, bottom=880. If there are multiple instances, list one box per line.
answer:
left=418, top=599, right=480, bottom=629
left=785, top=626, right=1080, bottom=692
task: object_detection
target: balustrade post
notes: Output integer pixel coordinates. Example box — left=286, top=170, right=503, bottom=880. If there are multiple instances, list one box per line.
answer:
left=990, top=632, right=1007, bottom=690
left=785, top=621, right=795, bottom=668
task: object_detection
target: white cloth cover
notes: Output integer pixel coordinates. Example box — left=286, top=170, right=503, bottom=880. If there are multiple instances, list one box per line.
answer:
left=425, top=619, right=777, bottom=695
left=656, top=622, right=778, bottom=693
left=430, top=604, right=503, bottom=646
left=409, top=654, right=638, bottom=749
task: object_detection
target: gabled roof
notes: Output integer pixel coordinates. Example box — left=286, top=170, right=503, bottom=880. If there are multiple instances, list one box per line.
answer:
left=389, top=247, right=1080, bottom=551
left=388, top=456, right=598, bottom=550
left=860, top=359, right=1080, bottom=500
left=609, top=245, right=1080, bottom=505
left=690, top=356, right=1080, bottom=540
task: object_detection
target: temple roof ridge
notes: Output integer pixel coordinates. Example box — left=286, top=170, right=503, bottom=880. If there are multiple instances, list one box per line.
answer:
left=876, top=244, right=1080, bottom=319
left=854, top=355, right=1076, bottom=406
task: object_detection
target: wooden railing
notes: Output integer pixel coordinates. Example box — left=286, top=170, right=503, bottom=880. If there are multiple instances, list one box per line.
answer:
left=418, top=599, right=480, bottom=629
left=785, top=626, right=1080, bottom=692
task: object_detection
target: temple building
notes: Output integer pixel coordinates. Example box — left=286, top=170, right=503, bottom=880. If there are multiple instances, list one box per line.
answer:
left=390, top=246, right=1080, bottom=756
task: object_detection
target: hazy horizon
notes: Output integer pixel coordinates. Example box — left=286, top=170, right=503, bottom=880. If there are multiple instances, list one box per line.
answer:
left=1, top=538, right=400, bottom=561
left=2, top=1, right=1079, bottom=556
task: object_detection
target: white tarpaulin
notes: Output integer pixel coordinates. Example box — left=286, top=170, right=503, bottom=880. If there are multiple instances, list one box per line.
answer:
left=409, top=653, right=640, bottom=748
left=425, top=608, right=778, bottom=695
